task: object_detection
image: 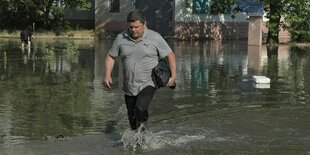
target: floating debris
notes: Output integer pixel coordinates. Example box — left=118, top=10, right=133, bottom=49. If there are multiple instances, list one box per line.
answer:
left=252, top=76, right=270, bottom=84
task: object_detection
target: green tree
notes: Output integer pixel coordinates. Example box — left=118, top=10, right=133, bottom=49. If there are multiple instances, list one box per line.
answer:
left=0, top=0, right=91, bottom=30
left=0, top=0, right=10, bottom=29
left=264, top=0, right=284, bottom=44
left=264, top=0, right=310, bottom=43
left=210, top=0, right=237, bottom=15
left=210, top=0, right=310, bottom=43
left=283, top=0, right=310, bottom=42
left=37, top=0, right=91, bottom=29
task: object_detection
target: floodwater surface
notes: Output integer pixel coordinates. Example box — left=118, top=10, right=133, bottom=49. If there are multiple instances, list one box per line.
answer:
left=0, top=38, right=309, bottom=155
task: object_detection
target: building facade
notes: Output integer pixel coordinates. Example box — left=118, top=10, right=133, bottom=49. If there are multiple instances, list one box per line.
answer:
left=95, top=0, right=291, bottom=42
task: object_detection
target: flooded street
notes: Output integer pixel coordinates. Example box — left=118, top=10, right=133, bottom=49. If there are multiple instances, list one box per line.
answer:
left=0, top=38, right=309, bottom=155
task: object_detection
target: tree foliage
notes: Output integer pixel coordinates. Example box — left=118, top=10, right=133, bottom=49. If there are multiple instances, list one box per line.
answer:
left=264, top=0, right=310, bottom=43
left=210, top=0, right=310, bottom=43
left=263, top=0, right=285, bottom=44
left=283, top=0, right=310, bottom=42
left=0, top=0, right=91, bottom=31
left=209, top=0, right=241, bottom=16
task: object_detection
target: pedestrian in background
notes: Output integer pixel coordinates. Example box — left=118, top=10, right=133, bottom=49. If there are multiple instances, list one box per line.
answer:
left=20, top=26, right=32, bottom=49
left=104, top=10, right=176, bottom=132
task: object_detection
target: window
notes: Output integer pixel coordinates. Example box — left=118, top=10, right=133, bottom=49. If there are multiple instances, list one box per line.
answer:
left=193, top=0, right=211, bottom=14
left=109, top=0, right=120, bottom=12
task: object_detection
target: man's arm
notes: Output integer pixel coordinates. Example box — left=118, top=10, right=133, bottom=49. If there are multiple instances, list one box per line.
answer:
left=167, top=52, right=176, bottom=86
left=104, top=54, right=115, bottom=88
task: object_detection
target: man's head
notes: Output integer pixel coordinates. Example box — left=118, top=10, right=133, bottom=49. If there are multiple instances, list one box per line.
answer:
left=127, top=10, right=146, bottom=39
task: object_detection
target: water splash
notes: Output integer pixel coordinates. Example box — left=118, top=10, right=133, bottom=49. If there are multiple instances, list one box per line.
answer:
left=121, top=129, right=150, bottom=151
left=121, top=129, right=205, bottom=151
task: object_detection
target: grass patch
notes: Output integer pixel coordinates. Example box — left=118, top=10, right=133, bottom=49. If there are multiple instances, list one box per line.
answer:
left=0, top=29, right=95, bottom=38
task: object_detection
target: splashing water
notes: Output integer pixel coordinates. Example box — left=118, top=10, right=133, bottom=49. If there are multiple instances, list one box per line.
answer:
left=121, top=129, right=152, bottom=151
left=121, top=129, right=206, bottom=151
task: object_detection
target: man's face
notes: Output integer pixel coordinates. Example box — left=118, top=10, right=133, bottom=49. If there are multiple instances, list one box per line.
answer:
left=128, top=20, right=145, bottom=39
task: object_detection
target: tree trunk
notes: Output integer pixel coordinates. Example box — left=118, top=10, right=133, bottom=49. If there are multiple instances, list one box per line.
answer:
left=267, top=1, right=282, bottom=44
left=43, top=0, right=54, bottom=29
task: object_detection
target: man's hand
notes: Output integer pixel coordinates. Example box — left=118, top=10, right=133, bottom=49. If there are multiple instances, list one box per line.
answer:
left=104, top=54, right=115, bottom=89
left=104, top=76, right=112, bottom=89
left=167, top=52, right=176, bottom=89
left=167, top=77, right=176, bottom=87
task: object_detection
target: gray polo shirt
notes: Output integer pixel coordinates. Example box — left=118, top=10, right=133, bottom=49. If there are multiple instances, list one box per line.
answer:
left=108, top=28, right=172, bottom=96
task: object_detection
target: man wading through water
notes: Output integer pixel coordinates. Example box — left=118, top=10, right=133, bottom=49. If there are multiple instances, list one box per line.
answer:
left=104, top=10, right=176, bottom=132
left=20, top=26, right=33, bottom=49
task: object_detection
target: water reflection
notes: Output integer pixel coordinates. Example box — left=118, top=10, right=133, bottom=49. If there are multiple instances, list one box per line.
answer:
left=0, top=38, right=97, bottom=146
left=0, top=38, right=309, bottom=153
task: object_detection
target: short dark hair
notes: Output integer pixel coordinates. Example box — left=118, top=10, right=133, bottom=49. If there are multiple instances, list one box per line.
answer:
left=127, top=10, right=146, bottom=23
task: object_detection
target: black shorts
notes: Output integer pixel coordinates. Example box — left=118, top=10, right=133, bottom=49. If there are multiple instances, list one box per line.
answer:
left=22, top=40, right=29, bottom=44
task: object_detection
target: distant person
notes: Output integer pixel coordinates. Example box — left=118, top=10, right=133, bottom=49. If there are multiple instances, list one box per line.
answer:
left=20, top=27, right=32, bottom=49
left=104, top=10, right=176, bottom=132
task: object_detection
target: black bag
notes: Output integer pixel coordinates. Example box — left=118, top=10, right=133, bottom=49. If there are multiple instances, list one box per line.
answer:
left=152, top=57, right=176, bottom=89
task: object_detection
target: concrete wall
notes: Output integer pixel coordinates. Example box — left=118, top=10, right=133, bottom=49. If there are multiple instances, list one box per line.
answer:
left=95, top=0, right=135, bottom=33
left=248, top=16, right=262, bottom=45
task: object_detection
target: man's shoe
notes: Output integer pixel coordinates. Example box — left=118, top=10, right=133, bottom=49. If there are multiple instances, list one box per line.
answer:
left=137, top=122, right=147, bottom=133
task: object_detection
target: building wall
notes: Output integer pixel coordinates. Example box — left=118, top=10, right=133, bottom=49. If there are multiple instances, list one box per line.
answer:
left=94, top=0, right=290, bottom=42
left=95, top=0, right=249, bottom=39
left=173, top=0, right=249, bottom=40
left=95, top=0, right=135, bottom=34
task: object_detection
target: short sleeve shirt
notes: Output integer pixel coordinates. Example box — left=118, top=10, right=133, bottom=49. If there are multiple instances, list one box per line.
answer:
left=108, top=28, right=172, bottom=96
